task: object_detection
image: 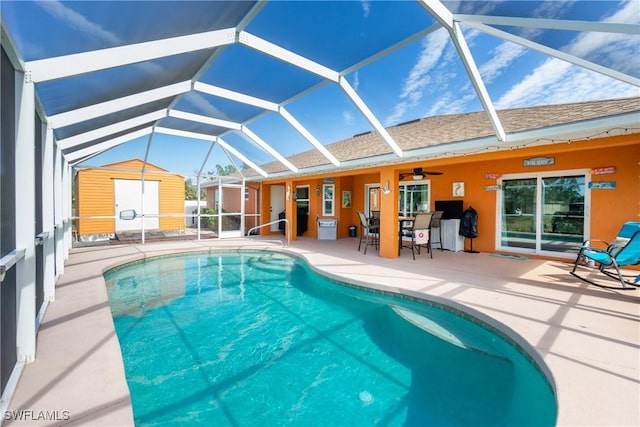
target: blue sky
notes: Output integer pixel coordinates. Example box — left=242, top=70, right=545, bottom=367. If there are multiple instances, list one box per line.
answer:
left=2, top=0, right=639, bottom=177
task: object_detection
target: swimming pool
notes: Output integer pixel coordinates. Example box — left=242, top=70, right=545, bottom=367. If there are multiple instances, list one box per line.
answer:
left=104, top=250, right=557, bottom=426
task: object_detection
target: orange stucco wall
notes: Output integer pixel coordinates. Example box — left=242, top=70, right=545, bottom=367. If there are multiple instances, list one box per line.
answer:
left=259, top=134, right=639, bottom=259
left=77, top=159, right=185, bottom=235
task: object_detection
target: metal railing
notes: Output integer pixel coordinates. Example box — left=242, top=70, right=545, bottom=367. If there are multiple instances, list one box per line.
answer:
left=247, top=219, right=291, bottom=247
left=0, top=249, right=26, bottom=283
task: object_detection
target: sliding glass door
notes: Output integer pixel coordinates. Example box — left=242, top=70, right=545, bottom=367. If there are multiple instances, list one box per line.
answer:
left=498, top=170, right=589, bottom=257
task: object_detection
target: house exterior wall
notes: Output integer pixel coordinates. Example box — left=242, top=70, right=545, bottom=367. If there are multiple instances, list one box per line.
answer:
left=77, top=159, right=184, bottom=236
left=259, top=134, right=639, bottom=259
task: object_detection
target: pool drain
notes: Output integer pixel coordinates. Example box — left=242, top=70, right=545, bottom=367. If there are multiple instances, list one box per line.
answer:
left=359, top=391, right=374, bottom=405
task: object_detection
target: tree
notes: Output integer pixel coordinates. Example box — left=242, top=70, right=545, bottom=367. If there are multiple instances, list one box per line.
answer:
left=207, top=164, right=237, bottom=178
left=184, top=179, right=206, bottom=200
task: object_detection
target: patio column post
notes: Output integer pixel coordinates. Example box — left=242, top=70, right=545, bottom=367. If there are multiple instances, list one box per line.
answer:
left=379, top=168, right=399, bottom=258
left=284, top=180, right=296, bottom=241
left=62, top=159, right=72, bottom=259
left=14, top=69, right=36, bottom=362
left=53, top=143, right=65, bottom=277
left=42, top=125, right=56, bottom=303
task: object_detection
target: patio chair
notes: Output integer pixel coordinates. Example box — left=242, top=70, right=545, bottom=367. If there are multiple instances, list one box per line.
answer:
left=429, top=210, right=444, bottom=252
left=570, top=222, right=640, bottom=290
left=357, top=211, right=379, bottom=254
left=408, top=212, right=433, bottom=260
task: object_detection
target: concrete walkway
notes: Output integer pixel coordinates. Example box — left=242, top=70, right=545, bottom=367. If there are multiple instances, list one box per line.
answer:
left=5, top=238, right=639, bottom=426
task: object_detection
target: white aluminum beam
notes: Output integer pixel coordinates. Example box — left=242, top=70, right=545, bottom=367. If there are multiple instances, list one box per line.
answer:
left=58, top=109, right=167, bottom=150
left=27, top=28, right=237, bottom=82
left=154, top=126, right=216, bottom=141
left=465, top=21, right=640, bottom=87
left=42, top=126, right=56, bottom=305
left=238, top=31, right=340, bottom=82
left=418, top=0, right=454, bottom=29
left=64, top=127, right=153, bottom=162
left=241, top=126, right=299, bottom=173
left=49, top=81, right=191, bottom=129
left=193, top=82, right=279, bottom=111
left=454, top=15, right=639, bottom=35
left=15, top=71, right=36, bottom=363
left=450, top=22, right=506, bottom=141
left=68, top=151, right=104, bottom=167
left=53, top=145, right=65, bottom=277
left=197, top=141, right=217, bottom=176
left=338, top=76, right=404, bottom=156
left=63, top=160, right=72, bottom=257
left=169, top=109, right=242, bottom=130
left=217, top=137, right=269, bottom=178
left=154, top=127, right=269, bottom=177
left=279, top=107, right=340, bottom=166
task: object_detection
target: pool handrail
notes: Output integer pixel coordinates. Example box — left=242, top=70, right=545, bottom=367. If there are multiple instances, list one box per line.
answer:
left=247, top=219, right=291, bottom=247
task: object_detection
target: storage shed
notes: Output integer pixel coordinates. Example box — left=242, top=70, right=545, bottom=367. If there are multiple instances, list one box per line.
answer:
left=76, top=159, right=185, bottom=238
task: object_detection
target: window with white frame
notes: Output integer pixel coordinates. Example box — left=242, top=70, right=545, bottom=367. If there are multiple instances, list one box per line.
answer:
left=398, top=181, right=431, bottom=216
left=322, top=184, right=334, bottom=216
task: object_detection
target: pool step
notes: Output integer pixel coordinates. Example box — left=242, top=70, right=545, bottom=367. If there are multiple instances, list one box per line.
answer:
left=390, top=305, right=510, bottom=362
left=248, top=254, right=296, bottom=272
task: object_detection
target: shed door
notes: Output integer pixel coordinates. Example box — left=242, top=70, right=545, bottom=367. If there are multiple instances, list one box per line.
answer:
left=114, top=179, right=159, bottom=232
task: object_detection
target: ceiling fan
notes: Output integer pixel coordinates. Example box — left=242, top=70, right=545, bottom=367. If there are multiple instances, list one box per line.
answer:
left=399, top=167, right=443, bottom=180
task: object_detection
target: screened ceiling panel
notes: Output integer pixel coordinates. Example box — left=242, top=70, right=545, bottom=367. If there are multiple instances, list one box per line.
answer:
left=248, top=113, right=317, bottom=156
left=2, top=1, right=256, bottom=60
left=444, top=1, right=589, bottom=18
left=482, top=26, right=640, bottom=79
left=175, top=92, right=266, bottom=124
left=283, top=82, right=373, bottom=146
left=36, top=50, right=217, bottom=116
left=63, top=124, right=152, bottom=155
left=146, top=134, right=216, bottom=176
left=220, top=132, right=281, bottom=167
left=156, top=117, right=228, bottom=138
left=1, top=0, right=637, bottom=177
left=54, top=99, right=174, bottom=141
left=199, top=44, right=325, bottom=103
left=244, top=1, right=437, bottom=70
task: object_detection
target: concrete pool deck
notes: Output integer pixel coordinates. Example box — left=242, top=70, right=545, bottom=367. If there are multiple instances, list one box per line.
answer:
left=4, top=237, right=639, bottom=426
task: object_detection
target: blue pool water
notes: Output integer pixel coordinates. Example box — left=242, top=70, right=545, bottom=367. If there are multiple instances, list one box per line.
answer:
left=104, top=251, right=557, bottom=426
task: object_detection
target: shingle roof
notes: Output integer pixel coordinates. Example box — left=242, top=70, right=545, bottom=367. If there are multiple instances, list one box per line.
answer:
left=250, top=97, right=640, bottom=178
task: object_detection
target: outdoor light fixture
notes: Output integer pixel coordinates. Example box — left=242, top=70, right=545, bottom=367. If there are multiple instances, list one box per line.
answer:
left=382, top=180, right=392, bottom=194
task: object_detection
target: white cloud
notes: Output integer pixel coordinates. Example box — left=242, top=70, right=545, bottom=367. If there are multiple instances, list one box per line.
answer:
left=183, top=92, right=229, bottom=120
left=495, top=58, right=639, bottom=109
left=361, top=0, right=371, bottom=18
left=386, top=29, right=450, bottom=125
left=352, top=71, right=360, bottom=91
left=566, top=0, right=639, bottom=76
left=517, top=0, right=576, bottom=39
left=342, top=110, right=355, bottom=125
left=479, top=42, right=527, bottom=84
left=497, top=1, right=640, bottom=109
left=36, top=0, right=120, bottom=45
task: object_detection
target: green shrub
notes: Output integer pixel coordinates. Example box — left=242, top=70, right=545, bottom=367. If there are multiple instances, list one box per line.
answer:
left=199, top=208, right=217, bottom=229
